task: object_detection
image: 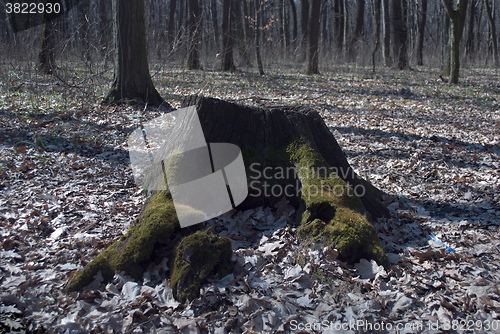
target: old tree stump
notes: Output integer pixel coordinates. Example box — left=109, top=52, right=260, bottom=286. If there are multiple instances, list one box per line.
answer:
left=67, top=96, right=390, bottom=302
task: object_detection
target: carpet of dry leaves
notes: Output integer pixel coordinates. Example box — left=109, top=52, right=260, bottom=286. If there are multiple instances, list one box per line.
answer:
left=0, top=65, right=499, bottom=333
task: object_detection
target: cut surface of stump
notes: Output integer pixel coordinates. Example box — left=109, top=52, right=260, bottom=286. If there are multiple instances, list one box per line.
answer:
left=67, top=95, right=390, bottom=300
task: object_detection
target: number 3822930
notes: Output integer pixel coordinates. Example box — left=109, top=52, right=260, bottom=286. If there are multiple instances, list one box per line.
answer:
left=6, top=2, right=61, bottom=14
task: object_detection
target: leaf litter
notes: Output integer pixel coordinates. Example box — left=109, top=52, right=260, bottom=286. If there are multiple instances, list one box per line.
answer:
left=0, top=67, right=499, bottom=333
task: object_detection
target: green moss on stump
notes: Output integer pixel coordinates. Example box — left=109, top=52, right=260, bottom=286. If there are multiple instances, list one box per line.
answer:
left=66, top=191, right=179, bottom=292
left=289, top=142, right=389, bottom=269
left=170, top=228, right=233, bottom=303
left=297, top=208, right=390, bottom=268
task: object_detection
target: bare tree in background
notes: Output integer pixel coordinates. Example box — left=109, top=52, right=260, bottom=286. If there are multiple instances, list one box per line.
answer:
left=221, top=0, right=236, bottom=71
left=187, top=0, right=201, bottom=69
left=288, top=0, right=298, bottom=50
left=391, top=0, right=409, bottom=69
left=349, top=0, right=365, bottom=60
left=415, top=0, right=428, bottom=65
left=482, top=0, right=498, bottom=66
left=305, top=0, right=321, bottom=74
left=382, top=0, right=392, bottom=66
left=442, top=0, right=469, bottom=84
left=372, top=0, right=382, bottom=72
left=104, top=0, right=163, bottom=105
left=300, top=0, right=309, bottom=55
left=333, top=0, right=345, bottom=54
left=168, top=0, right=177, bottom=50
left=38, top=18, right=57, bottom=75
left=255, top=0, right=265, bottom=75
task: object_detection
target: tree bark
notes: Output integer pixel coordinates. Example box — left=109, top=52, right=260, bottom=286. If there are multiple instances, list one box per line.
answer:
left=300, top=0, right=310, bottom=53
left=306, top=0, right=321, bottom=74
left=78, top=0, right=91, bottom=63
left=210, top=0, right=220, bottom=50
left=333, top=0, right=345, bottom=54
left=483, top=0, right=498, bottom=66
left=186, top=0, right=201, bottom=70
left=233, top=0, right=250, bottom=66
left=349, top=0, right=365, bottom=61
left=288, top=0, right=298, bottom=49
left=442, top=0, right=469, bottom=83
left=465, top=0, right=475, bottom=60
left=103, top=0, right=164, bottom=106
left=372, top=0, right=382, bottom=72
left=255, top=0, right=265, bottom=75
left=391, top=0, right=409, bottom=70
left=415, top=0, right=427, bottom=65
left=168, top=0, right=177, bottom=50
left=37, top=19, right=57, bottom=75
left=221, top=0, right=236, bottom=71
left=382, top=0, right=392, bottom=66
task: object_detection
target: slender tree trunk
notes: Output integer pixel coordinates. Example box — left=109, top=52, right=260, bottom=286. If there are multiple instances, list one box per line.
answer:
left=283, top=0, right=290, bottom=50
left=255, top=0, right=265, bottom=74
left=306, top=0, right=321, bottom=74
left=221, top=0, right=236, bottom=71
left=333, top=0, right=344, bottom=53
left=187, top=0, right=201, bottom=69
left=233, top=0, right=250, bottom=65
left=349, top=0, right=365, bottom=61
left=391, top=0, right=409, bottom=69
left=38, top=19, right=57, bottom=75
left=288, top=0, right=298, bottom=49
left=483, top=0, right=498, bottom=66
left=98, top=0, right=111, bottom=53
left=415, top=0, right=427, bottom=65
left=301, top=0, right=310, bottom=55
left=78, top=0, right=91, bottom=62
left=104, top=0, right=164, bottom=105
left=168, top=0, right=177, bottom=50
left=382, top=0, right=392, bottom=66
left=343, top=0, right=349, bottom=52
left=442, top=0, right=469, bottom=84
left=372, top=0, right=382, bottom=72
left=278, top=0, right=285, bottom=51
left=442, top=9, right=451, bottom=75
left=177, top=0, right=186, bottom=50
left=465, top=0, right=476, bottom=60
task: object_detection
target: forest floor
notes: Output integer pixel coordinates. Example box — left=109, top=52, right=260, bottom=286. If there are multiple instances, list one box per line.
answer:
left=0, top=65, right=499, bottom=333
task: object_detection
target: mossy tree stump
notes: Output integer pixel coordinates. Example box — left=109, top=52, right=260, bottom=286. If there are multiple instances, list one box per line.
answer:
left=67, top=96, right=390, bottom=301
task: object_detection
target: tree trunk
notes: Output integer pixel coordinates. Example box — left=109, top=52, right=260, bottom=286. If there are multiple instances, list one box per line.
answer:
left=210, top=0, right=220, bottom=51
left=186, top=0, right=201, bottom=70
left=288, top=0, right=298, bottom=49
left=67, top=96, right=390, bottom=302
left=221, top=0, right=236, bottom=71
left=306, top=0, right=321, bottom=74
left=415, top=0, right=427, bottom=65
left=372, top=0, right=382, bottom=72
left=333, top=0, right=345, bottom=54
left=78, top=0, right=91, bottom=63
left=483, top=0, right=498, bottom=66
left=391, top=0, right=409, bottom=69
left=255, top=0, right=265, bottom=75
left=168, top=0, right=177, bottom=50
left=465, top=0, right=475, bottom=60
left=233, top=0, right=250, bottom=66
left=38, top=19, right=57, bottom=75
left=442, top=0, right=469, bottom=83
left=300, top=0, right=310, bottom=54
left=349, top=0, right=365, bottom=61
left=382, top=0, right=392, bottom=66
left=103, top=0, right=164, bottom=106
